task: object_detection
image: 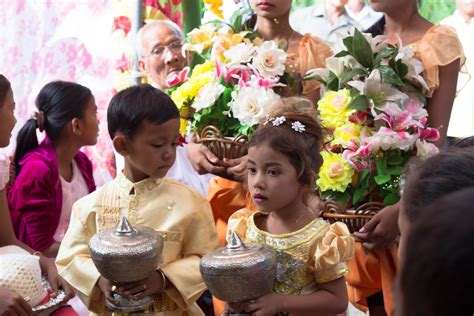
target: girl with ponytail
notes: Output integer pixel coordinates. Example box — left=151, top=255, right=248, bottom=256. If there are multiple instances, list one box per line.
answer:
left=8, top=81, right=98, bottom=258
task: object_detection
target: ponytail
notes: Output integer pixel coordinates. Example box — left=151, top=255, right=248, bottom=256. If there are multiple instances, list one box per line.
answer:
left=14, top=118, right=40, bottom=175
left=14, top=80, right=92, bottom=175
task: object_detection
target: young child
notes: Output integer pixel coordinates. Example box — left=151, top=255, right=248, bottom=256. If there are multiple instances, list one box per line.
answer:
left=225, top=97, right=355, bottom=315
left=0, top=75, right=74, bottom=314
left=56, top=84, right=218, bottom=315
left=398, top=187, right=474, bottom=316
left=8, top=81, right=97, bottom=258
left=399, top=147, right=474, bottom=261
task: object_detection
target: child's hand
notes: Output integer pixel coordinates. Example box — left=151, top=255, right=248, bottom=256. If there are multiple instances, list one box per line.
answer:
left=244, top=294, right=285, bottom=315
left=39, top=255, right=75, bottom=301
left=97, top=276, right=117, bottom=304
left=116, top=270, right=166, bottom=300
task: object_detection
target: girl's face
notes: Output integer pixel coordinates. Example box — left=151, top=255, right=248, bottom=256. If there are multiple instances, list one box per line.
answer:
left=0, top=89, right=17, bottom=147
left=247, top=143, right=304, bottom=214
left=75, top=97, right=99, bottom=146
left=250, top=0, right=292, bottom=19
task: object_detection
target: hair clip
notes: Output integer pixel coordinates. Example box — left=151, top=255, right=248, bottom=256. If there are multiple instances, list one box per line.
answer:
left=272, top=116, right=286, bottom=126
left=291, top=121, right=306, bottom=133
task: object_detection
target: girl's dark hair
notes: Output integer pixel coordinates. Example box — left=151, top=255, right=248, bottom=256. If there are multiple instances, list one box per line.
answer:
left=14, top=81, right=92, bottom=175
left=0, top=74, right=12, bottom=107
left=402, top=147, right=474, bottom=221
left=107, top=84, right=180, bottom=139
left=249, top=97, right=324, bottom=188
left=399, top=187, right=474, bottom=316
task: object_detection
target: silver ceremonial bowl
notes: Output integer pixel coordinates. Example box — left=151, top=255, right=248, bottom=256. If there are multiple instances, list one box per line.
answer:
left=88, top=216, right=163, bottom=284
left=200, top=231, right=277, bottom=303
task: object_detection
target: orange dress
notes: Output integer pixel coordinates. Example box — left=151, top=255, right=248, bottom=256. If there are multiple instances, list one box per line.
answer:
left=346, top=24, right=464, bottom=316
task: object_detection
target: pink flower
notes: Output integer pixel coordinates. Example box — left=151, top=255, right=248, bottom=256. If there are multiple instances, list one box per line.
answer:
left=418, top=127, right=440, bottom=142
left=115, top=53, right=129, bottom=71
left=113, top=16, right=132, bottom=36
left=166, top=67, right=190, bottom=87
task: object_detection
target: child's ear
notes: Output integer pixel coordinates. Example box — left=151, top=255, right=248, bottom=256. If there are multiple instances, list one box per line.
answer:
left=71, top=118, right=83, bottom=136
left=113, top=134, right=129, bottom=156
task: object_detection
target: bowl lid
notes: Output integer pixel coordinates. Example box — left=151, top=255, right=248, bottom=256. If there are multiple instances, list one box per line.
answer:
left=200, top=231, right=276, bottom=274
left=90, top=216, right=162, bottom=250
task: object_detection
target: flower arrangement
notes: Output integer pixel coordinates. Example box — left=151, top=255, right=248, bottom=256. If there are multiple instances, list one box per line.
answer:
left=169, top=12, right=295, bottom=141
left=309, top=29, right=439, bottom=207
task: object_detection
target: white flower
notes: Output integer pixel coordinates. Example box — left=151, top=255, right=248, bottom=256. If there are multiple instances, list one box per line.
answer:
left=229, top=86, right=280, bottom=126
left=396, top=46, right=429, bottom=91
left=224, top=42, right=255, bottom=64
left=291, top=121, right=306, bottom=133
left=252, top=41, right=287, bottom=78
left=415, top=139, right=439, bottom=157
left=272, top=116, right=286, bottom=126
left=349, top=69, right=408, bottom=107
left=192, top=82, right=225, bottom=112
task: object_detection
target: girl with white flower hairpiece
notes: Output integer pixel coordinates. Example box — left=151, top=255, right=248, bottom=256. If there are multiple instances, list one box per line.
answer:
left=187, top=0, right=333, bottom=254
left=223, top=97, right=355, bottom=315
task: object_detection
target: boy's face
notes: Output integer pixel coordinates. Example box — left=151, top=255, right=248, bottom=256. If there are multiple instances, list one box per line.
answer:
left=118, top=118, right=180, bottom=182
left=0, top=89, right=16, bottom=147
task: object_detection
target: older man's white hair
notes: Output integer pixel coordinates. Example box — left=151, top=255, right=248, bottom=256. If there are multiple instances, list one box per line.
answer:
left=136, top=20, right=184, bottom=58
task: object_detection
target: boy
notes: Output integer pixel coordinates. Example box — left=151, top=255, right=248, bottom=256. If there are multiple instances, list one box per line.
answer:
left=56, top=85, right=218, bottom=315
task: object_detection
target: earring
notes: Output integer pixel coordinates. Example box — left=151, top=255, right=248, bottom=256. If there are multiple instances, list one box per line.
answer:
left=273, top=18, right=280, bottom=24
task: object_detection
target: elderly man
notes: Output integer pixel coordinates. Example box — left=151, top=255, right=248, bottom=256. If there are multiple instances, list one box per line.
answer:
left=136, top=20, right=187, bottom=89
left=132, top=20, right=213, bottom=196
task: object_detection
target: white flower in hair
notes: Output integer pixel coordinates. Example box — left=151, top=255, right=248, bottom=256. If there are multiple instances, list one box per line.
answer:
left=272, top=116, right=286, bottom=126
left=291, top=121, right=306, bottom=133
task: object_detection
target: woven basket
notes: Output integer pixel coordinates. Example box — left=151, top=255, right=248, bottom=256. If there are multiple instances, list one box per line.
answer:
left=197, top=126, right=248, bottom=160
left=322, top=200, right=384, bottom=234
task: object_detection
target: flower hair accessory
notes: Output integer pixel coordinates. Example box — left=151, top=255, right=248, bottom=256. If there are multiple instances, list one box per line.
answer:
left=291, top=121, right=306, bottom=133
left=264, top=115, right=306, bottom=133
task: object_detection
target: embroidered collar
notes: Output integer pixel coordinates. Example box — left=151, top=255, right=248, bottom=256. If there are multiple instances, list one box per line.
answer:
left=116, top=172, right=163, bottom=195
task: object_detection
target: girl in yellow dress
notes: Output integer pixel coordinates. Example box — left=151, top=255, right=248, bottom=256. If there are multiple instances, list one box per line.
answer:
left=224, top=97, right=355, bottom=315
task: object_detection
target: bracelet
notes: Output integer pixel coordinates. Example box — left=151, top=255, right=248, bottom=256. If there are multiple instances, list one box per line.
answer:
left=158, top=269, right=167, bottom=292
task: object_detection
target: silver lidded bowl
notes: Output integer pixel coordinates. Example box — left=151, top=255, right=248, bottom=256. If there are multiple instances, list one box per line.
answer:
left=89, top=216, right=164, bottom=283
left=200, top=231, right=277, bottom=303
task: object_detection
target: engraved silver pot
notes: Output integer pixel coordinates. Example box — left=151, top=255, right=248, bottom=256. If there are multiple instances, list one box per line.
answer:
left=89, top=216, right=163, bottom=284
left=200, top=231, right=277, bottom=303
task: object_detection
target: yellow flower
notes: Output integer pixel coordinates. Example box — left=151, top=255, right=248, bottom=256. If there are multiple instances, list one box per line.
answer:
left=187, top=24, right=218, bottom=53
left=212, top=31, right=247, bottom=61
left=332, top=122, right=362, bottom=147
left=204, top=0, right=224, bottom=19
left=317, top=152, right=354, bottom=192
left=318, top=89, right=355, bottom=129
left=171, top=61, right=215, bottom=109
left=179, top=118, right=188, bottom=136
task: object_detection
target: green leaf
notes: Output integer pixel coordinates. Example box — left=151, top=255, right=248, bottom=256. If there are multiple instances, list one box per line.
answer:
left=352, top=186, right=366, bottom=205
left=230, top=7, right=253, bottom=32
left=378, top=65, right=404, bottom=86
left=376, top=156, right=387, bottom=175
left=386, top=166, right=404, bottom=176
left=383, top=193, right=400, bottom=205
left=334, top=50, right=350, bottom=58
left=387, top=151, right=404, bottom=165
left=339, top=68, right=368, bottom=88
left=348, top=95, right=369, bottom=111
left=327, top=71, right=339, bottom=91
left=394, top=59, right=409, bottom=78
left=352, top=29, right=374, bottom=68
left=374, top=46, right=397, bottom=66
left=375, top=174, right=391, bottom=185
left=343, top=36, right=354, bottom=54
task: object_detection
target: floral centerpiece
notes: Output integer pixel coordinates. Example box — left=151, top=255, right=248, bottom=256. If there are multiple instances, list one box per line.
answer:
left=308, top=29, right=439, bottom=220
left=168, top=12, right=296, bottom=158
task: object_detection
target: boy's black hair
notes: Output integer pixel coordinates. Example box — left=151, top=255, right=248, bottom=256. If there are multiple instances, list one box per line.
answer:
left=400, top=187, right=474, bottom=316
left=0, top=74, right=11, bottom=106
left=107, top=84, right=180, bottom=139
